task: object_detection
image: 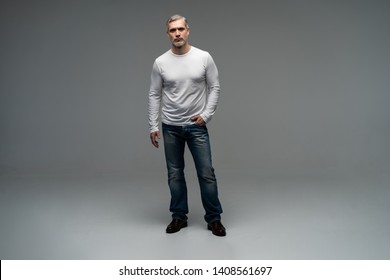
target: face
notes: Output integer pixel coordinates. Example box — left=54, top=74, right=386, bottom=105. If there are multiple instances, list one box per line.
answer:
left=167, top=19, right=190, bottom=48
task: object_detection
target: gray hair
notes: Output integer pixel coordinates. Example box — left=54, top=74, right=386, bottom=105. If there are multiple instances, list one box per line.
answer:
left=166, top=14, right=189, bottom=31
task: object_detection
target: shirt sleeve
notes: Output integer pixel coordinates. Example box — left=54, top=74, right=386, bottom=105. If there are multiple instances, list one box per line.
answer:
left=200, top=53, right=220, bottom=123
left=148, top=61, right=162, bottom=133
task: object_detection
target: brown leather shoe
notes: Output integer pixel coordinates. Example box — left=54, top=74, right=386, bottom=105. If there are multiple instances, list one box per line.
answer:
left=207, top=220, right=226, bottom=236
left=166, top=219, right=188, bottom=233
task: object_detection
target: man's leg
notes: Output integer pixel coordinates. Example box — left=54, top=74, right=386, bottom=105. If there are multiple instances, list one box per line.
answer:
left=162, top=124, right=189, bottom=222
left=186, top=125, right=223, bottom=224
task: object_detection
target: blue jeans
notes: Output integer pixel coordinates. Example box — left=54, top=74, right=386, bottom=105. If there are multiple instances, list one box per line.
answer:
left=162, top=123, right=223, bottom=224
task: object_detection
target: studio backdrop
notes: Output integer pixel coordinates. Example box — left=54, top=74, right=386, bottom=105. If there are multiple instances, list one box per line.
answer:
left=1, top=0, right=389, bottom=178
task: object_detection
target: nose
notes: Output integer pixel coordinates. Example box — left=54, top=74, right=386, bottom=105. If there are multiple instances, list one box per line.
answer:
left=175, top=30, right=180, bottom=36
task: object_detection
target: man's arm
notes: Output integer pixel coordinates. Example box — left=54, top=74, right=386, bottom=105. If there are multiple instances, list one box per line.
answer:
left=148, top=61, right=162, bottom=147
left=199, top=53, right=220, bottom=123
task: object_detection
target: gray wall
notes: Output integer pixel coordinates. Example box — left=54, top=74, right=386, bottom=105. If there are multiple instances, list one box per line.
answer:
left=1, top=0, right=389, bottom=176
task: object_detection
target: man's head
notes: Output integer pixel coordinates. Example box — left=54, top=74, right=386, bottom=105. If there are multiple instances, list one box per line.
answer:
left=166, top=14, right=190, bottom=51
left=166, top=14, right=189, bottom=32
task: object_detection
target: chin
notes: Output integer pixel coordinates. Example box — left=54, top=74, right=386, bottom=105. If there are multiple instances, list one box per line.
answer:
left=174, top=42, right=185, bottom=47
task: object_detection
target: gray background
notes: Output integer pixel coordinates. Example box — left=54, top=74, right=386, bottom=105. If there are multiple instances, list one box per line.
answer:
left=1, top=0, right=389, bottom=259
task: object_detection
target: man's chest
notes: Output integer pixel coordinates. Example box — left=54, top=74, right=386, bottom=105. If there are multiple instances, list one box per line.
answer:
left=160, top=59, right=206, bottom=85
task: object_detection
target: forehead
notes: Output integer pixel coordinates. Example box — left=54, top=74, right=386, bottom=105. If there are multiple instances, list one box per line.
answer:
left=167, top=19, right=187, bottom=29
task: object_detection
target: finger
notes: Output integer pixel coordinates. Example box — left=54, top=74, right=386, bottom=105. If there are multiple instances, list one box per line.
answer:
left=153, top=138, right=159, bottom=148
left=155, top=133, right=160, bottom=147
left=150, top=134, right=159, bottom=148
left=193, top=116, right=204, bottom=125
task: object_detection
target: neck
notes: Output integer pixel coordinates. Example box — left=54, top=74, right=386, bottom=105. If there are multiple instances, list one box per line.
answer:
left=171, top=44, right=191, bottom=55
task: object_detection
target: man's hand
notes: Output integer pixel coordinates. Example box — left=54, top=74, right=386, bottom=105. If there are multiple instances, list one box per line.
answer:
left=191, top=115, right=206, bottom=126
left=150, top=131, right=161, bottom=148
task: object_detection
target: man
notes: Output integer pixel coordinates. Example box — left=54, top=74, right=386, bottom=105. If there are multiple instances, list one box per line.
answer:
left=148, top=15, right=226, bottom=237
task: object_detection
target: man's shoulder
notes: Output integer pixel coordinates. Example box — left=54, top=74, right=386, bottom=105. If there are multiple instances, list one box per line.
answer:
left=155, top=49, right=172, bottom=63
left=191, top=46, right=210, bottom=57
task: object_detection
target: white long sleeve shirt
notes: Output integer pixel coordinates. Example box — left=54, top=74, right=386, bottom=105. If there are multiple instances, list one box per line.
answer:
left=148, top=46, right=220, bottom=133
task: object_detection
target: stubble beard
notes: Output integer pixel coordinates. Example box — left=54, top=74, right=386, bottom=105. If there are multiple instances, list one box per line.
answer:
left=172, top=39, right=185, bottom=48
